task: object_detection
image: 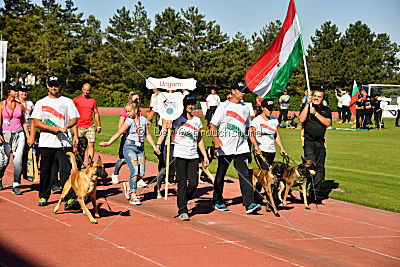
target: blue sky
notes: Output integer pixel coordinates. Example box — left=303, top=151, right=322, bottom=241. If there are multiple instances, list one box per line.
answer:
left=11, top=0, right=400, bottom=49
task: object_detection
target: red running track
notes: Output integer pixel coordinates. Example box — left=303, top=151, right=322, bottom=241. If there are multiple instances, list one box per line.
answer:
left=0, top=152, right=399, bottom=266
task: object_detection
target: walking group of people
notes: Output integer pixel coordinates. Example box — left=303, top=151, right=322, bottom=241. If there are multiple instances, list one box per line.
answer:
left=0, top=77, right=332, bottom=221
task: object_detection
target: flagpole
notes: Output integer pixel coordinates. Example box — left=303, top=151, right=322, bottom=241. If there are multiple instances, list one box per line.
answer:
left=1, top=34, right=2, bottom=100
left=294, top=13, right=311, bottom=97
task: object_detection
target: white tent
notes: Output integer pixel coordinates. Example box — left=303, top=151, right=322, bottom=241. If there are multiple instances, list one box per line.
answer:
left=146, top=77, right=196, bottom=90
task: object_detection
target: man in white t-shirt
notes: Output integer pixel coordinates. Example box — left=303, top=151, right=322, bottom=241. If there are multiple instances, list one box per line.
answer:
left=205, top=89, right=220, bottom=126
left=209, top=82, right=261, bottom=214
left=341, top=90, right=351, bottom=123
left=29, top=75, right=80, bottom=207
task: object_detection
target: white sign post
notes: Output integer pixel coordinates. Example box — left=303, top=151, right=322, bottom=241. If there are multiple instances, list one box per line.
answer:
left=0, top=40, right=7, bottom=100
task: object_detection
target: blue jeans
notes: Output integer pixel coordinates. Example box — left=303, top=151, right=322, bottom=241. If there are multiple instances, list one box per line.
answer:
left=123, top=140, right=145, bottom=193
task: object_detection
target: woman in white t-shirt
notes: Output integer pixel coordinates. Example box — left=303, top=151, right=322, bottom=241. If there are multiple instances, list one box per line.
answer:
left=100, top=101, right=160, bottom=205
left=249, top=98, right=287, bottom=170
left=159, top=95, right=209, bottom=221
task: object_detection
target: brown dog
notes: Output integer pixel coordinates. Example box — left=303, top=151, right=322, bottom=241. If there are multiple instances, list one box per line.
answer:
left=278, top=157, right=317, bottom=210
left=251, top=162, right=287, bottom=216
left=53, top=152, right=108, bottom=224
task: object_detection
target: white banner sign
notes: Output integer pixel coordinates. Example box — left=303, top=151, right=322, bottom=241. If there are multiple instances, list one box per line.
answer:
left=157, top=92, right=184, bottom=121
left=0, top=41, right=7, bottom=82
left=146, top=77, right=197, bottom=91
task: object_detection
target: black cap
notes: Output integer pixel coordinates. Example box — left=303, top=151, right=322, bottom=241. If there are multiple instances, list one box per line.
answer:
left=183, top=94, right=196, bottom=105
left=18, top=84, right=28, bottom=92
left=211, top=88, right=217, bottom=92
left=261, top=98, right=275, bottom=110
left=47, top=75, right=60, bottom=87
left=283, top=89, right=288, bottom=93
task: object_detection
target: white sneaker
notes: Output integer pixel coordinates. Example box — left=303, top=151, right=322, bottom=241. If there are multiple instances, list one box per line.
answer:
left=137, top=179, right=147, bottom=188
left=157, top=190, right=162, bottom=199
left=130, top=195, right=141, bottom=205
left=122, top=182, right=130, bottom=200
left=111, top=174, right=119, bottom=184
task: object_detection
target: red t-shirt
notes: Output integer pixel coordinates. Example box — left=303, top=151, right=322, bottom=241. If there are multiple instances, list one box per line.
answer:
left=73, top=95, right=98, bottom=127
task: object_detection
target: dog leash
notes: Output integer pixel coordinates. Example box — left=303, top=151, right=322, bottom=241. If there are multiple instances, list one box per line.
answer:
left=56, top=132, right=87, bottom=169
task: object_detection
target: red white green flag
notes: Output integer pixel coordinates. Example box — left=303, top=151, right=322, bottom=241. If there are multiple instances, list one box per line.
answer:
left=349, top=80, right=359, bottom=115
left=245, top=0, right=304, bottom=99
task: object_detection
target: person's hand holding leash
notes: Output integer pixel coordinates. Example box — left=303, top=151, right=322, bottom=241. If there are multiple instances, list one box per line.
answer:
left=53, top=126, right=63, bottom=133
left=254, top=145, right=261, bottom=155
left=203, top=157, right=210, bottom=167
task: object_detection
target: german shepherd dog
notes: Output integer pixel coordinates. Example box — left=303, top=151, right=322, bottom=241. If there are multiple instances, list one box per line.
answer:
left=53, top=152, right=108, bottom=224
left=277, top=157, right=317, bottom=210
left=251, top=162, right=287, bottom=217
left=198, top=146, right=217, bottom=184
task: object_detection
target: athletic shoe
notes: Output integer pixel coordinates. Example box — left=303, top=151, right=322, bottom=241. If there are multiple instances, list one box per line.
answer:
left=64, top=198, right=79, bottom=210
left=246, top=203, right=262, bottom=214
left=137, top=179, right=148, bottom=188
left=38, top=198, right=47, bottom=206
left=129, top=195, right=141, bottom=205
left=12, top=186, right=22, bottom=195
left=179, top=213, right=190, bottom=221
left=111, top=174, right=119, bottom=184
left=122, top=182, right=130, bottom=200
left=0, top=183, right=3, bottom=190
left=51, top=186, right=61, bottom=194
left=214, top=203, right=229, bottom=211
left=157, top=190, right=162, bottom=199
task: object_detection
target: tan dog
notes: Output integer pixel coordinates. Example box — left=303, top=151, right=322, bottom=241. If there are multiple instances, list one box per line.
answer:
left=251, top=162, right=287, bottom=217
left=53, top=152, right=108, bottom=224
left=278, top=157, right=317, bottom=210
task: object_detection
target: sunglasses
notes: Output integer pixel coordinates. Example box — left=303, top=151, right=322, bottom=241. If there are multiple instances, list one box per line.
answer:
left=48, top=82, right=60, bottom=88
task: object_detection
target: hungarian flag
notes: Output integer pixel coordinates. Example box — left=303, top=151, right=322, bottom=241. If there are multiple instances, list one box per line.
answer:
left=349, top=80, right=359, bottom=115
left=245, top=0, right=304, bottom=99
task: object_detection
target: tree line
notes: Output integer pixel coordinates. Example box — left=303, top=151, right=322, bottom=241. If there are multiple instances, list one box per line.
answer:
left=1, top=0, right=399, bottom=110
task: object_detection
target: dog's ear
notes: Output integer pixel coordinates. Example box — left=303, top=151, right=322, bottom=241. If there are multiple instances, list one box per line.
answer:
left=88, top=155, right=93, bottom=166
left=301, top=156, right=306, bottom=163
left=97, top=156, right=102, bottom=164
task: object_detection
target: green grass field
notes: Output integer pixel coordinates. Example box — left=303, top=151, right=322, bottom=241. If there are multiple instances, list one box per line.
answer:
left=95, top=115, right=400, bottom=212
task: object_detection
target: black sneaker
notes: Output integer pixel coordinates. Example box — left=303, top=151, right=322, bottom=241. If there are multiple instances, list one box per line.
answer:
left=64, top=198, right=79, bottom=210
left=51, top=186, right=61, bottom=194
left=12, top=186, right=22, bottom=195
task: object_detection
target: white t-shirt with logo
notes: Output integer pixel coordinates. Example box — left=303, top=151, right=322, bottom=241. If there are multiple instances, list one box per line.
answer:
left=31, top=96, right=79, bottom=148
left=206, top=94, right=221, bottom=107
left=250, top=115, right=278, bottom=153
left=172, top=115, right=202, bottom=159
left=211, top=100, right=250, bottom=156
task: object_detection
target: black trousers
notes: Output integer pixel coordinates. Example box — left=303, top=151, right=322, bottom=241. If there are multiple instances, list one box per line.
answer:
left=303, top=142, right=326, bottom=197
left=337, top=107, right=343, bottom=120
left=363, top=111, right=373, bottom=128
left=254, top=151, right=275, bottom=170
left=206, top=106, right=217, bottom=125
left=213, top=153, right=254, bottom=208
left=278, top=109, right=289, bottom=124
left=396, top=110, right=400, bottom=126
left=342, top=106, right=351, bottom=123
left=374, top=111, right=383, bottom=129
left=39, top=147, right=72, bottom=200
left=356, top=110, right=362, bottom=129
left=175, top=157, right=199, bottom=215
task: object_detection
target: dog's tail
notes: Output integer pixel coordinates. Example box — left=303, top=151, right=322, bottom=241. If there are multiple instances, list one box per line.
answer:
left=66, top=152, right=78, bottom=171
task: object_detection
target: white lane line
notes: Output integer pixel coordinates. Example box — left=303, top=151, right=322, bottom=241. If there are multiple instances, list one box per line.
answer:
left=228, top=210, right=400, bottom=262
left=0, top=196, right=71, bottom=227
left=325, top=165, right=399, bottom=178
left=185, top=227, right=303, bottom=267
left=88, top=233, right=165, bottom=267
left=259, top=235, right=400, bottom=241
left=309, top=210, right=400, bottom=233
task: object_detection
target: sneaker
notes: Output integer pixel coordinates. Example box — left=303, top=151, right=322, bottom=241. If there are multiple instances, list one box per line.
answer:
left=0, top=182, right=3, bottom=191
left=64, top=198, right=79, bottom=210
left=51, top=186, right=61, bottom=194
left=122, top=182, right=130, bottom=200
left=179, top=213, right=190, bottom=221
left=168, top=180, right=176, bottom=185
left=246, top=203, right=262, bottom=214
left=12, top=186, right=22, bottom=195
left=214, top=203, right=229, bottom=211
left=137, top=179, right=147, bottom=188
left=111, top=174, right=119, bottom=184
left=129, top=195, right=141, bottom=205
left=38, top=198, right=47, bottom=206
left=157, top=190, right=162, bottom=199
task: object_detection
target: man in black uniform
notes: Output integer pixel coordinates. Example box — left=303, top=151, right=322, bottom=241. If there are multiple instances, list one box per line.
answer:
left=355, top=94, right=363, bottom=129
left=362, top=95, right=373, bottom=129
left=373, top=94, right=384, bottom=129
left=299, top=89, right=332, bottom=204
